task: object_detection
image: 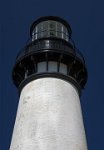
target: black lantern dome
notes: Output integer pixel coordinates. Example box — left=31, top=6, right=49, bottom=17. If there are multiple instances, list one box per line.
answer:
left=12, top=16, right=88, bottom=95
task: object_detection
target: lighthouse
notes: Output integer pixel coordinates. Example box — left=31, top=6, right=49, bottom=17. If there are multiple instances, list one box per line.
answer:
left=10, top=16, right=88, bottom=150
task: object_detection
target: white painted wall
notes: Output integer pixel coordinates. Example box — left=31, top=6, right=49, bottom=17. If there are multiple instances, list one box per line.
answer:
left=10, top=78, right=88, bottom=150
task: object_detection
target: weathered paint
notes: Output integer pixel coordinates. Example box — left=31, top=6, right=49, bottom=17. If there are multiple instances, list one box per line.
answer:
left=10, top=78, right=88, bottom=150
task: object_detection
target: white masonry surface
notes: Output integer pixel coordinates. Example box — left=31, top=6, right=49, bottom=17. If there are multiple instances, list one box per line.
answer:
left=10, top=78, right=88, bottom=150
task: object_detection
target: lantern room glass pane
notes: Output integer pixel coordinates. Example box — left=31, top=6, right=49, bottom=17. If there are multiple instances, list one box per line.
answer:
left=32, top=21, right=69, bottom=42
left=48, top=61, right=57, bottom=72
left=37, top=62, right=46, bottom=72
left=59, top=63, right=67, bottom=74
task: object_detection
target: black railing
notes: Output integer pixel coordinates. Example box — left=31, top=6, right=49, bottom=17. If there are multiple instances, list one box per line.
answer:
left=16, top=38, right=85, bottom=65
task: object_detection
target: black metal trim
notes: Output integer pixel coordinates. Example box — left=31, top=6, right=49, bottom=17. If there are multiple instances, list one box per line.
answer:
left=12, top=38, right=87, bottom=90
left=15, top=37, right=85, bottom=64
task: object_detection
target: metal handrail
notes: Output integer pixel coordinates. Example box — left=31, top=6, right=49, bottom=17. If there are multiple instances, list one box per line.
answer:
left=16, top=39, right=85, bottom=65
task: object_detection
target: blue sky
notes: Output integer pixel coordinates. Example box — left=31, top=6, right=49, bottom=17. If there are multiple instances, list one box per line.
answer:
left=0, top=0, right=104, bottom=149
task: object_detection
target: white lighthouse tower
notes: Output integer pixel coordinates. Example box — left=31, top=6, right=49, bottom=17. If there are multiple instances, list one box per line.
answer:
left=10, top=16, right=88, bottom=150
